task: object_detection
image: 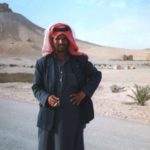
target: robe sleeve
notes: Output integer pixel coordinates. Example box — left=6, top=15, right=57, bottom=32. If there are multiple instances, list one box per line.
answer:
left=32, top=59, right=49, bottom=107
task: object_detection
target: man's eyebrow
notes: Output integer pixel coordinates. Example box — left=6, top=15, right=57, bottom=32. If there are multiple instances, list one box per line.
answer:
left=55, top=36, right=68, bottom=40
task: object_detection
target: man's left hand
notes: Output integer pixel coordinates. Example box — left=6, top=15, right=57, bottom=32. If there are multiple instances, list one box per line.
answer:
left=70, top=91, right=86, bottom=105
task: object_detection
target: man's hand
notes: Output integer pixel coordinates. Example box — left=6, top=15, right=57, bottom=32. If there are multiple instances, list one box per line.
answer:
left=70, top=91, right=86, bottom=105
left=48, top=95, right=60, bottom=107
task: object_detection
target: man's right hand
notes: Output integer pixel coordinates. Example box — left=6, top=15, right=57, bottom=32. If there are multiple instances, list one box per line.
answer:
left=48, top=95, right=60, bottom=107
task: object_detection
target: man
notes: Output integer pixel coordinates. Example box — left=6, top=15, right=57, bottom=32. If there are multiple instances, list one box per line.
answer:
left=32, top=23, right=102, bottom=150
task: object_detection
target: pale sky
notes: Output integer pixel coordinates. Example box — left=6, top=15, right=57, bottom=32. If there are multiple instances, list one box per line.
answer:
left=1, top=0, right=150, bottom=49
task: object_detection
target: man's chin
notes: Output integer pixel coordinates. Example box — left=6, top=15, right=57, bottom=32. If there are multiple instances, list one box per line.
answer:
left=57, top=49, right=66, bottom=53
left=57, top=46, right=68, bottom=52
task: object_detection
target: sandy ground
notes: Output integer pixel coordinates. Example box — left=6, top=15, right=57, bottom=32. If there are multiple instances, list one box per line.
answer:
left=0, top=8, right=150, bottom=126
left=0, top=67, right=150, bottom=125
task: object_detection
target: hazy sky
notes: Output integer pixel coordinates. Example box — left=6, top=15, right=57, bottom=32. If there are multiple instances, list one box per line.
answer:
left=1, top=0, right=150, bottom=49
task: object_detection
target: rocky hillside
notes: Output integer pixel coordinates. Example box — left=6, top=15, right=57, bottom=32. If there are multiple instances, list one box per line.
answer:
left=0, top=3, right=44, bottom=57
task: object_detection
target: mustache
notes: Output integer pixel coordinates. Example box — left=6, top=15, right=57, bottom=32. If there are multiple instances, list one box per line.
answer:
left=58, top=44, right=66, bottom=46
left=58, top=45, right=67, bottom=48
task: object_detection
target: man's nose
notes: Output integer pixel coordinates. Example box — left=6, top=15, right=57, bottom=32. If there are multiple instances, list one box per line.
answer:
left=58, top=39, right=64, bottom=44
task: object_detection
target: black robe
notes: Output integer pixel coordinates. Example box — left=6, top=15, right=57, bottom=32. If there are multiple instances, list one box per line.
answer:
left=32, top=54, right=102, bottom=150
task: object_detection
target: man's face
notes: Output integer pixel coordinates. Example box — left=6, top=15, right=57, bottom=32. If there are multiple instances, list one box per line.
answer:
left=53, top=34, right=70, bottom=53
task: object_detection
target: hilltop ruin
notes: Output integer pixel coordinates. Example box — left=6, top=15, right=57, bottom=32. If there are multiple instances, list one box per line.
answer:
left=0, top=3, right=12, bottom=12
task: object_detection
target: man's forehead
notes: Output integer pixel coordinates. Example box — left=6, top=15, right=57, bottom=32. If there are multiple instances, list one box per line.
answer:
left=54, top=34, right=68, bottom=39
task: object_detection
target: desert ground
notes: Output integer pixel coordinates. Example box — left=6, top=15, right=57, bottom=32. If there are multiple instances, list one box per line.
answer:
left=0, top=56, right=150, bottom=125
left=0, top=5, right=150, bottom=130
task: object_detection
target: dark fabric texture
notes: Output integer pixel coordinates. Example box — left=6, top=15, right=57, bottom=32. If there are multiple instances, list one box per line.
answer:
left=38, top=125, right=84, bottom=150
left=32, top=54, right=102, bottom=130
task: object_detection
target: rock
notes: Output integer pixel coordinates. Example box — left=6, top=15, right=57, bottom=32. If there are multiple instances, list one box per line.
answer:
left=124, top=65, right=131, bottom=69
left=130, top=65, right=136, bottom=69
left=110, top=85, right=125, bottom=93
left=113, top=64, right=122, bottom=70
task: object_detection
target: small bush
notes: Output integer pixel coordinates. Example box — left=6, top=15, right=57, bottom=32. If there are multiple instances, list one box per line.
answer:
left=127, top=84, right=150, bottom=106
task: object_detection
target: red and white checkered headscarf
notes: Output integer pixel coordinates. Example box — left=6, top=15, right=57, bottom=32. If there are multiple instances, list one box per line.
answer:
left=42, top=23, right=86, bottom=56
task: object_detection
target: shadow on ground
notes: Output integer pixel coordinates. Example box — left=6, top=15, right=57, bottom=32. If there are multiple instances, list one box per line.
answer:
left=0, top=73, right=33, bottom=83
